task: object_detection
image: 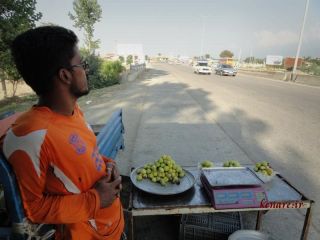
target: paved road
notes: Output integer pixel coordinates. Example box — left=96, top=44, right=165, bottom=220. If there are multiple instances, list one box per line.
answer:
left=82, top=63, right=320, bottom=239
left=156, top=63, right=320, bottom=238
left=161, top=63, right=320, bottom=194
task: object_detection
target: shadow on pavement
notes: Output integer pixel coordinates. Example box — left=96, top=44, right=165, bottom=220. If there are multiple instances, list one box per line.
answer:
left=83, top=66, right=319, bottom=239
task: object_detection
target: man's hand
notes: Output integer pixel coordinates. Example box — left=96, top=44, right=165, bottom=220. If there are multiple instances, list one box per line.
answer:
left=106, top=162, right=122, bottom=196
left=106, top=162, right=114, bottom=179
left=94, top=175, right=122, bottom=208
left=111, top=163, right=120, bottom=181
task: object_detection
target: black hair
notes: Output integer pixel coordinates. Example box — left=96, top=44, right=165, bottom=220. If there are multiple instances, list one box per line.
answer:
left=11, top=26, right=78, bottom=96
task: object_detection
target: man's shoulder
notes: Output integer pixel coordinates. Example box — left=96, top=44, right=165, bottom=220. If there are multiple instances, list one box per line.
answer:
left=2, top=108, right=53, bottom=160
left=13, top=108, right=54, bottom=134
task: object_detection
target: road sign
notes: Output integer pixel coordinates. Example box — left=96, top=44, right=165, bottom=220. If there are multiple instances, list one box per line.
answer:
left=266, top=55, right=283, bottom=66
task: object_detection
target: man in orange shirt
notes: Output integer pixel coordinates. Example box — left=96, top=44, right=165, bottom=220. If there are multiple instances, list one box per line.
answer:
left=2, top=26, right=124, bottom=239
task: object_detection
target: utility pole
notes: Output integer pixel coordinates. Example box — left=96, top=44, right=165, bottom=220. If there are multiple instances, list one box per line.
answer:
left=292, top=0, right=310, bottom=81
left=237, top=48, right=242, bottom=67
left=200, top=16, right=207, bottom=58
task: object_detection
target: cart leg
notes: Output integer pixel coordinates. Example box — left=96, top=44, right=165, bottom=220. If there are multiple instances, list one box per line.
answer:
left=301, top=206, right=312, bottom=240
left=129, top=212, right=134, bottom=240
left=255, top=211, right=263, bottom=230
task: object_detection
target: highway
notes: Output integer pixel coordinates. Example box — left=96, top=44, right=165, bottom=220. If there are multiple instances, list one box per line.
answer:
left=84, top=62, right=320, bottom=239
left=151, top=63, right=320, bottom=239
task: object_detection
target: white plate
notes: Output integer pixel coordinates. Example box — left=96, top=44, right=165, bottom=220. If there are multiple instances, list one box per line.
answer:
left=229, top=230, right=269, bottom=240
left=130, top=167, right=195, bottom=195
left=249, top=166, right=276, bottom=183
left=198, top=162, right=243, bottom=169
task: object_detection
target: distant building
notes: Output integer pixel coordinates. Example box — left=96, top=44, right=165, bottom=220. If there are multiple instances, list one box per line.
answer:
left=284, top=57, right=303, bottom=70
left=178, top=56, right=191, bottom=64
left=102, top=53, right=119, bottom=61
left=116, top=44, right=144, bottom=64
left=219, top=58, right=234, bottom=66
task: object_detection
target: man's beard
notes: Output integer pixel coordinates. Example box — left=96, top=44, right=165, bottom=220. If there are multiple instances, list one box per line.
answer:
left=71, top=75, right=90, bottom=98
left=72, top=88, right=90, bottom=98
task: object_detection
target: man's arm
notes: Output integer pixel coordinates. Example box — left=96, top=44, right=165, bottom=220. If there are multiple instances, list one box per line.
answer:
left=8, top=146, right=122, bottom=224
left=2, top=124, right=102, bottom=225
left=26, top=189, right=100, bottom=224
left=9, top=152, right=101, bottom=224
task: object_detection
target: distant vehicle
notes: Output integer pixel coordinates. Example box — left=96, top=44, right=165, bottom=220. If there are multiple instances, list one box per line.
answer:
left=193, top=61, right=212, bottom=74
left=215, top=64, right=237, bottom=76
left=211, top=63, right=219, bottom=70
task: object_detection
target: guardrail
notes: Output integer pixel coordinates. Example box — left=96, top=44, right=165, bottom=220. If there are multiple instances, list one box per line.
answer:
left=130, top=63, right=146, bottom=71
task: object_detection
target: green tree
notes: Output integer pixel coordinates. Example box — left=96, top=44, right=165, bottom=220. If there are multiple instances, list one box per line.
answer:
left=244, top=57, right=265, bottom=64
left=119, top=56, right=125, bottom=63
left=2, top=61, right=21, bottom=97
left=134, top=55, right=138, bottom=63
left=69, top=0, right=102, bottom=53
left=301, top=58, right=320, bottom=76
left=244, top=57, right=254, bottom=63
left=126, top=55, right=133, bottom=65
left=255, top=58, right=265, bottom=64
left=219, top=50, right=234, bottom=58
left=80, top=47, right=103, bottom=89
left=205, top=54, right=211, bottom=59
left=0, top=0, right=42, bottom=97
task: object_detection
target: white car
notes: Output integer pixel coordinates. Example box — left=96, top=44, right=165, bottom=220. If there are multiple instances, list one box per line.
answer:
left=193, top=61, right=212, bottom=74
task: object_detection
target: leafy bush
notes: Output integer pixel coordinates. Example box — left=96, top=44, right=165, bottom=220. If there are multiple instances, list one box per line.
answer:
left=301, top=62, right=320, bottom=76
left=312, top=65, right=320, bottom=76
left=85, top=53, right=105, bottom=89
left=80, top=49, right=124, bottom=89
left=100, top=60, right=125, bottom=86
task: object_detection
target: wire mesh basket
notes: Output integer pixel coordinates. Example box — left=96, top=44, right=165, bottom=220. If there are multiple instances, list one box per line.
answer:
left=180, top=212, right=242, bottom=240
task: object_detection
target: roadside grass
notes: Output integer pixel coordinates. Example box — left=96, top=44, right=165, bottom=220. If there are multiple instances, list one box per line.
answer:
left=77, top=86, right=118, bottom=107
left=0, top=94, right=38, bottom=115
left=0, top=84, right=117, bottom=115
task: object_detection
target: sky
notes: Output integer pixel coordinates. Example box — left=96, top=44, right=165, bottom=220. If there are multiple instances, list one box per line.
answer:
left=36, top=0, right=320, bottom=59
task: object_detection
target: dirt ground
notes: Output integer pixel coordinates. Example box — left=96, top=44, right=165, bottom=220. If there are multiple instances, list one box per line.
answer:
left=0, top=81, right=33, bottom=100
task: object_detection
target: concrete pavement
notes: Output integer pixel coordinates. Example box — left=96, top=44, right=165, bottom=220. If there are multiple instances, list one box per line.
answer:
left=81, top=66, right=253, bottom=174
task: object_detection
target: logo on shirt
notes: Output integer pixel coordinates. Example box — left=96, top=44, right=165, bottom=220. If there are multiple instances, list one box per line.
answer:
left=91, top=147, right=104, bottom=172
left=69, top=133, right=86, bottom=154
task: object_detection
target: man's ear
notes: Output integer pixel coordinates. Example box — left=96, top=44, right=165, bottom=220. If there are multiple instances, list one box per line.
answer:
left=58, top=68, right=72, bottom=85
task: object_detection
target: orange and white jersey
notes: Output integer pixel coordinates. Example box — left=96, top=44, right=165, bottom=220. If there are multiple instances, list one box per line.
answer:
left=2, top=105, right=124, bottom=239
